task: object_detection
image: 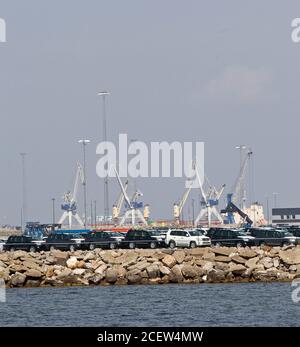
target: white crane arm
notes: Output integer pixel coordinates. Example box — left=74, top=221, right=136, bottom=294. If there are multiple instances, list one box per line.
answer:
left=114, top=168, right=132, bottom=208
left=72, top=162, right=84, bottom=203
left=194, top=161, right=207, bottom=205
left=216, top=184, right=226, bottom=200
left=178, top=186, right=192, bottom=214
left=116, top=180, right=128, bottom=211
left=232, top=150, right=252, bottom=205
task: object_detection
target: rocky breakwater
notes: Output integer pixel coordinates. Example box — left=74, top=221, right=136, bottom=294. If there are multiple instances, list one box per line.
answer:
left=1, top=245, right=300, bottom=288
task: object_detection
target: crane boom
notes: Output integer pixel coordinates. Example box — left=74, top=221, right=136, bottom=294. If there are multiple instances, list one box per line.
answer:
left=231, top=150, right=252, bottom=205
left=178, top=185, right=192, bottom=214
left=194, top=161, right=207, bottom=205
left=114, top=168, right=132, bottom=208
left=72, top=162, right=84, bottom=203
left=216, top=184, right=226, bottom=200
left=116, top=180, right=128, bottom=212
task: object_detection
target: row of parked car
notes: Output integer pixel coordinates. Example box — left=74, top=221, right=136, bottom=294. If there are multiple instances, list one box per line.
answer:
left=1, top=226, right=300, bottom=253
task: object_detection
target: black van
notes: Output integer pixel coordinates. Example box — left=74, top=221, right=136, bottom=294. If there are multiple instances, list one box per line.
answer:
left=248, top=228, right=297, bottom=246
left=207, top=228, right=255, bottom=247
left=45, top=233, right=85, bottom=252
left=4, top=235, right=45, bottom=252
left=121, top=229, right=159, bottom=249
left=285, top=226, right=300, bottom=240
left=82, top=231, right=118, bottom=250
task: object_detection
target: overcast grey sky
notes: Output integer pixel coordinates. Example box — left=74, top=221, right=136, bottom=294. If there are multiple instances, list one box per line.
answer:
left=1, top=1, right=300, bottom=225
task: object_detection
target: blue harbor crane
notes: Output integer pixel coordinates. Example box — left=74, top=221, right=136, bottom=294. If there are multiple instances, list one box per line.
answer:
left=58, top=162, right=85, bottom=229
left=224, top=149, right=253, bottom=226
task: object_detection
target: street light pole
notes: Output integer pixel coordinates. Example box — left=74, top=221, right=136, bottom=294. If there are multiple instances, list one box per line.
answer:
left=235, top=145, right=247, bottom=208
left=266, top=196, right=270, bottom=225
left=20, top=153, right=27, bottom=231
left=78, top=139, right=91, bottom=229
left=51, top=198, right=56, bottom=224
left=94, top=200, right=97, bottom=226
left=98, top=91, right=110, bottom=222
left=130, top=139, right=139, bottom=192
left=192, top=198, right=195, bottom=226
left=273, top=192, right=278, bottom=208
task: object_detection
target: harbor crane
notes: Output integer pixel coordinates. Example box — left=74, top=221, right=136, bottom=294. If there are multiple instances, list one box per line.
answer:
left=221, top=202, right=253, bottom=227
left=114, top=168, right=147, bottom=226
left=193, top=161, right=225, bottom=227
left=173, top=183, right=192, bottom=224
left=112, top=180, right=128, bottom=223
left=58, top=162, right=84, bottom=229
left=225, top=149, right=253, bottom=224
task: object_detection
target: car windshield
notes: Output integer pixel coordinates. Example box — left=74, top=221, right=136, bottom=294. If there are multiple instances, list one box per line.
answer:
left=104, top=232, right=114, bottom=236
left=189, top=230, right=203, bottom=236
left=236, top=231, right=247, bottom=236
left=70, top=234, right=83, bottom=238
left=148, top=230, right=161, bottom=236
left=279, top=231, right=294, bottom=237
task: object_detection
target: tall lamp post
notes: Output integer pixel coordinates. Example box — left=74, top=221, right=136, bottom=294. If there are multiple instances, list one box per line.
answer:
left=192, top=198, right=195, bottom=226
left=98, top=91, right=110, bottom=222
left=273, top=192, right=278, bottom=208
left=20, top=153, right=27, bottom=231
left=130, top=139, right=139, bottom=192
left=51, top=198, right=56, bottom=224
left=265, top=196, right=270, bottom=225
left=78, top=139, right=91, bottom=228
left=235, top=145, right=247, bottom=208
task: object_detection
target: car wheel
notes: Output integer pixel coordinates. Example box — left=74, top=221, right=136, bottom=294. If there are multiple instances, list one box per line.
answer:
left=69, top=245, right=75, bottom=252
left=236, top=241, right=243, bottom=248
left=282, top=242, right=290, bottom=247
left=129, top=242, right=135, bottom=249
left=169, top=240, right=176, bottom=249
left=190, top=241, right=197, bottom=248
left=259, top=241, right=265, bottom=247
left=149, top=242, right=156, bottom=249
left=215, top=242, right=222, bottom=248
left=89, top=244, right=95, bottom=251
left=109, top=243, right=116, bottom=249
left=29, top=246, right=36, bottom=253
left=49, top=245, right=55, bottom=252
left=10, top=247, right=15, bottom=252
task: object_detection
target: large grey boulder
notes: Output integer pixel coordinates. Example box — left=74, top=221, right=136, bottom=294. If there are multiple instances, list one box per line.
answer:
left=238, top=248, right=257, bottom=259
left=172, top=250, right=186, bottom=264
left=11, top=272, right=26, bottom=286
left=146, top=264, right=160, bottom=279
left=228, top=264, right=246, bottom=275
left=162, top=255, right=177, bottom=268
left=26, top=269, right=44, bottom=278
left=169, top=264, right=183, bottom=283
left=207, top=269, right=225, bottom=282
left=279, top=248, right=300, bottom=265
left=181, top=264, right=198, bottom=278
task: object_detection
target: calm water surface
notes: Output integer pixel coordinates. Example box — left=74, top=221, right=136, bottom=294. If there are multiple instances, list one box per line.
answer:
left=0, top=282, right=299, bottom=326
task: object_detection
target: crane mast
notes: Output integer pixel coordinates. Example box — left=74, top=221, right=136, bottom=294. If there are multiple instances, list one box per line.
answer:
left=114, top=168, right=147, bottom=226
left=231, top=149, right=253, bottom=207
left=59, top=162, right=84, bottom=229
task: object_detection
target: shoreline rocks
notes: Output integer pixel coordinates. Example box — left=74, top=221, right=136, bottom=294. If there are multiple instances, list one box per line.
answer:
left=1, top=246, right=300, bottom=288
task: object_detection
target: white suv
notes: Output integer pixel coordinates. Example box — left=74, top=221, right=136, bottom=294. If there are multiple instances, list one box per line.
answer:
left=165, top=229, right=211, bottom=249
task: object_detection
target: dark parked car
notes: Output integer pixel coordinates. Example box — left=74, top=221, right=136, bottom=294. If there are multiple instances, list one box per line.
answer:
left=248, top=228, right=297, bottom=246
left=45, top=233, right=85, bottom=251
left=207, top=228, right=255, bottom=247
left=102, top=231, right=125, bottom=244
left=284, top=226, right=300, bottom=241
left=146, top=229, right=166, bottom=245
left=82, top=231, right=119, bottom=250
left=121, top=229, right=159, bottom=249
left=3, top=235, right=45, bottom=252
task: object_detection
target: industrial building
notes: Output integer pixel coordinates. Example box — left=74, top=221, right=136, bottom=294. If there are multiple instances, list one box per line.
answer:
left=272, top=208, right=300, bottom=225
